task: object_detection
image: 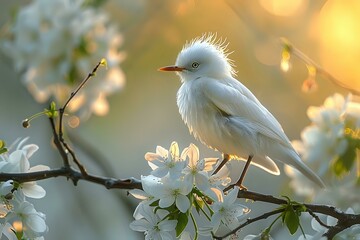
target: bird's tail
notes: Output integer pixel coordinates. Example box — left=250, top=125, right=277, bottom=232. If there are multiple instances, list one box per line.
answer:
left=270, top=146, right=326, bottom=188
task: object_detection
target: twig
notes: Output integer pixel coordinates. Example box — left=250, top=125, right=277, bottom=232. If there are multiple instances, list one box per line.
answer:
left=213, top=209, right=284, bottom=239
left=57, top=60, right=104, bottom=175
left=49, top=117, right=70, bottom=168
left=307, top=208, right=331, bottom=229
left=280, top=38, right=360, bottom=96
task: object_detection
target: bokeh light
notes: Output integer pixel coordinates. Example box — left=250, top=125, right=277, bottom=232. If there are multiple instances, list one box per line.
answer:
left=259, top=0, right=307, bottom=16
left=316, top=0, right=360, bottom=90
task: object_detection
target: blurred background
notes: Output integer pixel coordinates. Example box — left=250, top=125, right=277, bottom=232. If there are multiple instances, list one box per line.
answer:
left=0, top=0, right=359, bottom=239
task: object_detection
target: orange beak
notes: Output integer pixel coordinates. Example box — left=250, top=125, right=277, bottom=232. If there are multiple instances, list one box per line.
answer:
left=158, top=66, right=186, bottom=72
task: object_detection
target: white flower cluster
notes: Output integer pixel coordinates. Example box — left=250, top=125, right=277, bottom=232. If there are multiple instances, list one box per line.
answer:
left=0, top=138, right=48, bottom=240
left=284, top=93, right=360, bottom=239
left=285, top=93, right=360, bottom=197
left=2, top=0, right=125, bottom=120
left=129, top=142, right=249, bottom=240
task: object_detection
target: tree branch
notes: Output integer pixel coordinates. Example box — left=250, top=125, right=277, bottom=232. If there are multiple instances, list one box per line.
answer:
left=0, top=169, right=359, bottom=239
left=0, top=167, right=142, bottom=190
left=236, top=190, right=360, bottom=240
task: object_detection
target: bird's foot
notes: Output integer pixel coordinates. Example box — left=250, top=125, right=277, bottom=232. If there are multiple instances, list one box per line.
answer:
left=238, top=184, right=248, bottom=191
left=224, top=183, right=247, bottom=192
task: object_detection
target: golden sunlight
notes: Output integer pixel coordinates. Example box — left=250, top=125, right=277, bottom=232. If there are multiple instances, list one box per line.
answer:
left=92, top=93, right=109, bottom=116
left=13, top=221, right=23, bottom=232
left=316, top=0, right=360, bottom=90
left=259, top=0, right=307, bottom=16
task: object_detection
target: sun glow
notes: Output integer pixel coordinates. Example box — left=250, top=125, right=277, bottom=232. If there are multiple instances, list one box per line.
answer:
left=316, top=0, right=360, bottom=90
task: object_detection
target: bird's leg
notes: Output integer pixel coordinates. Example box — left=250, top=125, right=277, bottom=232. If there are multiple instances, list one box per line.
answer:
left=234, top=154, right=253, bottom=190
left=212, top=153, right=230, bottom=175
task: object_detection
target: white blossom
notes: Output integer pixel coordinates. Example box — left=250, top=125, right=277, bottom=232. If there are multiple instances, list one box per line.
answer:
left=182, top=143, right=217, bottom=191
left=0, top=138, right=48, bottom=199
left=154, top=176, right=192, bottom=213
left=211, top=187, right=248, bottom=231
left=2, top=0, right=125, bottom=119
left=130, top=204, right=177, bottom=240
left=0, top=222, right=17, bottom=240
left=145, top=141, right=187, bottom=180
left=286, top=93, right=354, bottom=198
left=130, top=175, right=161, bottom=220
left=297, top=93, right=349, bottom=165
left=0, top=138, right=48, bottom=239
left=9, top=201, right=48, bottom=239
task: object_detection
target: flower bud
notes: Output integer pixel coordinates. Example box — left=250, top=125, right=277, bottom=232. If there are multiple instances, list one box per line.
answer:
left=22, top=119, right=30, bottom=128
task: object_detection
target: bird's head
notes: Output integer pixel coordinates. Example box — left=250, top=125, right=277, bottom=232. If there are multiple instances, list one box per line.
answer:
left=159, top=34, right=236, bottom=82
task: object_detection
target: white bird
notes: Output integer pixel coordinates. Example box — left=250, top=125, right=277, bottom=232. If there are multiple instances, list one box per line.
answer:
left=159, top=34, right=325, bottom=189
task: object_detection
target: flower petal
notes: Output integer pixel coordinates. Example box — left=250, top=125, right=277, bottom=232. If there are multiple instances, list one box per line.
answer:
left=187, top=144, right=199, bottom=167
left=170, top=142, right=179, bottom=160
left=159, top=196, right=175, bottom=208
left=224, top=186, right=239, bottom=205
left=22, top=182, right=46, bottom=198
left=29, top=164, right=50, bottom=172
left=22, top=144, right=39, bottom=159
left=156, top=146, right=168, bottom=158
left=176, top=195, right=190, bottom=213
left=129, top=189, right=148, bottom=200
left=145, top=153, right=163, bottom=161
left=129, top=219, right=152, bottom=232
left=158, top=219, right=177, bottom=232
left=204, top=158, right=219, bottom=172
left=25, top=213, right=47, bottom=233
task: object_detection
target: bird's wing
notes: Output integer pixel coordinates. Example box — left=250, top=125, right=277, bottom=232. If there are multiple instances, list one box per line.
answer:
left=201, top=77, right=292, bottom=148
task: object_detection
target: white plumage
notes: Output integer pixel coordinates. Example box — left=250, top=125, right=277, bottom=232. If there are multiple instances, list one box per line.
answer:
left=160, top=35, right=325, bottom=188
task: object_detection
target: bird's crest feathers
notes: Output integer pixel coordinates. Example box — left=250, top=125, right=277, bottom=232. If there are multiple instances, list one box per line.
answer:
left=182, top=33, right=237, bottom=76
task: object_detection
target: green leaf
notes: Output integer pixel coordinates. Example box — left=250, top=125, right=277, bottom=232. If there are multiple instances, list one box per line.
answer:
left=284, top=206, right=299, bottom=235
left=0, top=140, right=7, bottom=155
left=175, top=212, right=189, bottom=237
left=149, top=200, right=159, bottom=207
left=332, top=136, right=359, bottom=177
left=0, top=147, right=7, bottom=155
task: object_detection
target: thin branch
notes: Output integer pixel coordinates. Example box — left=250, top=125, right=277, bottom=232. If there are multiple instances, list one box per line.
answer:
left=59, top=60, right=103, bottom=122
left=213, top=209, right=284, bottom=240
left=57, top=60, right=105, bottom=175
left=237, top=190, right=360, bottom=239
left=49, top=117, right=70, bottom=168
left=280, top=38, right=360, bottom=96
left=307, top=208, right=331, bottom=229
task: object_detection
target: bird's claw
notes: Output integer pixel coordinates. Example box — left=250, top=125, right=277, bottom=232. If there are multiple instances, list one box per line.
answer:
left=224, top=183, right=248, bottom=192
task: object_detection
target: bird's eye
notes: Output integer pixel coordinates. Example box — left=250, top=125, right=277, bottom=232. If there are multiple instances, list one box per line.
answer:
left=191, top=62, right=199, bottom=68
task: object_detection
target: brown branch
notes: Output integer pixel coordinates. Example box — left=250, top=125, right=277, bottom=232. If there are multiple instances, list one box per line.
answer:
left=236, top=190, right=360, bottom=240
left=0, top=169, right=359, bottom=239
left=0, top=167, right=142, bottom=190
